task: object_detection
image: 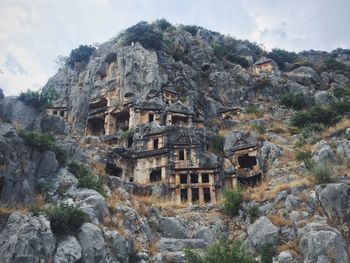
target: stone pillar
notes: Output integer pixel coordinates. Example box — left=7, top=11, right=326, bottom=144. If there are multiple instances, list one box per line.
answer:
left=188, top=187, right=192, bottom=204
left=210, top=186, right=216, bottom=203
left=161, top=167, right=166, bottom=182
left=198, top=173, right=204, bottom=204
left=175, top=174, right=181, bottom=203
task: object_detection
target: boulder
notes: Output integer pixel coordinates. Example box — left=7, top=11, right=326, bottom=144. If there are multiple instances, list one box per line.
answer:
left=194, top=226, right=216, bottom=244
left=159, top=217, right=189, bottom=239
left=78, top=223, right=109, bottom=263
left=298, top=218, right=349, bottom=263
left=102, top=227, right=130, bottom=263
left=247, top=216, right=279, bottom=250
left=272, top=251, right=300, bottom=263
left=335, top=139, right=350, bottom=160
left=54, top=235, right=82, bottom=263
left=0, top=212, right=55, bottom=263
left=314, top=91, right=337, bottom=105
left=259, top=141, right=283, bottom=164
left=317, top=183, right=350, bottom=227
left=312, top=141, right=339, bottom=165
left=75, top=189, right=109, bottom=224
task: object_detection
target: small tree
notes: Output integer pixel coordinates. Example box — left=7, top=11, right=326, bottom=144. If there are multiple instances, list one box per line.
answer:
left=185, top=239, right=258, bottom=263
left=224, top=188, right=243, bottom=216
left=66, top=45, right=95, bottom=68
left=18, top=86, right=58, bottom=110
left=280, top=93, right=307, bottom=110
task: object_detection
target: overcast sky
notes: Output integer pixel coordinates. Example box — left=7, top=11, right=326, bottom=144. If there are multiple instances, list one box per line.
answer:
left=1, top=0, right=349, bottom=96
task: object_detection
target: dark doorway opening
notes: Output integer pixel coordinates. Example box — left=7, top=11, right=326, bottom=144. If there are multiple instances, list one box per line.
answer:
left=203, top=188, right=211, bottom=203
left=149, top=114, right=154, bottom=123
left=150, top=168, right=162, bottom=182
left=60, top=111, right=65, bottom=117
left=172, top=115, right=188, bottom=126
left=202, top=173, right=209, bottom=183
left=181, top=189, right=188, bottom=202
left=153, top=138, right=159, bottom=149
left=87, top=118, right=105, bottom=136
left=129, top=177, right=134, bottom=182
left=179, top=149, right=185, bottom=160
left=105, top=163, right=122, bottom=177
left=238, top=154, right=257, bottom=168
left=180, top=174, right=188, bottom=184
left=115, top=109, right=130, bottom=132
left=190, top=173, right=198, bottom=184
left=192, top=188, right=199, bottom=203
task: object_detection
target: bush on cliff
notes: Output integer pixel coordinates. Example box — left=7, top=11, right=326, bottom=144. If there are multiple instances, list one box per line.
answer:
left=185, top=239, right=258, bottom=263
left=18, top=130, right=67, bottom=165
left=19, top=86, right=58, bottom=110
left=66, top=45, right=95, bottom=68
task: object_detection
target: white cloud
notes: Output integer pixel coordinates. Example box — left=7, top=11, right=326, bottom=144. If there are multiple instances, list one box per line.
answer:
left=0, top=0, right=349, bottom=96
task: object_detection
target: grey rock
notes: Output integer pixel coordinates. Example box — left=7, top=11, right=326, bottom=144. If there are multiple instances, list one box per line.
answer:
left=0, top=88, right=3, bottom=99
left=75, top=189, right=109, bottom=224
left=272, top=251, right=299, bottom=263
left=158, top=238, right=207, bottom=252
left=298, top=220, right=349, bottom=263
left=312, top=140, right=339, bottom=165
left=194, top=226, right=216, bottom=244
left=102, top=227, right=130, bottom=263
left=41, top=114, right=66, bottom=134
left=0, top=97, right=41, bottom=130
left=247, top=216, right=279, bottom=250
left=317, top=183, right=350, bottom=226
left=224, top=130, right=257, bottom=155
left=78, top=223, right=109, bottom=263
left=0, top=212, right=55, bottom=263
left=54, top=235, right=82, bottom=263
left=159, top=217, right=189, bottom=239
left=259, top=141, right=283, bottom=164
left=314, top=91, right=337, bottom=105
left=335, top=139, right=350, bottom=160
left=284, top=194, right=302, bottom=211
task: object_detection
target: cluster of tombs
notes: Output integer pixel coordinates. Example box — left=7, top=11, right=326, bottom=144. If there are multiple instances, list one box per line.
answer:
left=47, top=86, right=262, bottom=204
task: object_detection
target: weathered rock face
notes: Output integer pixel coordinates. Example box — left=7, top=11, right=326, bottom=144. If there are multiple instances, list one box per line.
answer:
left=0, top=123, right=59, bottom=205
left=317, top=184, right=350, bottom=231
left=41, top=115, right=66, bottom=134
left=159, top=217, right=189, bottom=239
left=298, top=218, right=349, bottom=263
left=0, top=97, right=42, bottom=130
left=247, top=216, right=279, bottom=251
left=0, top=212, right=55, bottom=263
left=54, top=235, right=82, bottom=263
left=312, top=140, right=340, bottom=165
left=78, top=223, right=109, bottom=263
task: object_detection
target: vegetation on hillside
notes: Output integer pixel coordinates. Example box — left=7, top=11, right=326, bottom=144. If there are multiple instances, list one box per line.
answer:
left=66, top=45, right=95, bottom=68
left=19, top=86, right=58, bottom=110
left=185, top=240, right=258, bottom=263
left=223, top=188, right=243, bottom=216
left=18, top=130, right=67, bottom=165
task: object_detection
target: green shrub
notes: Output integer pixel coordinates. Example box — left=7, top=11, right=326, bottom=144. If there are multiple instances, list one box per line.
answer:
left=18, top=130, right=67, bottom=165
left=211, top=135, right=225, bottom=155
left=123, top=21, right=163, bottom=50
left=247, top=205, right=260, bottom=222
left=246, top=105, right=260, bottom=115
left=223, top=188, right=243, bottom=216
left=19, top=86, right=58, bottom=110
left=211, top=44, right=249, bottom=68
left=155, top=18, right=172, bottom=30
left=333, top=85, right=350, bottom=99
left=260, top=243, right=277, bottom=263
left=267, top=48, right=298, bottom=70
left=253, top=124, right=266, bottom=135
left=43, top=203, right=89, bottom=235
left=311, top=164, right=333, bottom=184
left=68, top=161, right=105, bottom=196
left=66, top=45, right=95, bottom=68
left=280, top=93, right=307, bottom=110
left=296, top=151, right=312, bottom=161
left=181, top=24, right=200, bottom=36
left=185, top=239, right=258, bottom=263
left=291, top=101, right=350, bottom=128
left=324, top=58, right=350, bottom=76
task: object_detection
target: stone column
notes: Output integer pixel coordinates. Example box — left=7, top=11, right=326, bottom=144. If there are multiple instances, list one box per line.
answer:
left=188, top=187, right=192, bottom=204
left=175, top=174, right=181, bottom=203
left=198, top=173, right=204, bottom=204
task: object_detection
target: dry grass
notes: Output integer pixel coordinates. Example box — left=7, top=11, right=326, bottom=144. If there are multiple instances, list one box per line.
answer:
left=323, top=118, right=350, bottom=138
left=149, top=241, right=159, bottom=256
left=131, top=194, right=187, bottom=209
left=268, top=122, right=288, bottom=135
left=268, top=213, right=293, bottom=227
left=107, top=190, right=123, bottom=210
left=277, top=240, right=300, bottom=255
left=246, top=177, right=314, bottom=202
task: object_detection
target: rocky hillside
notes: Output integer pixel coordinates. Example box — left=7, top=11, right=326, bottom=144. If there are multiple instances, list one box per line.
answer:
left=0, top=20, right=350, bottom=263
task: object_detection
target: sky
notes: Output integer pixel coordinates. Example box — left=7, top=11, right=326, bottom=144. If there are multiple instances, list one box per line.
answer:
left=0, top=0, right=349, bottom=96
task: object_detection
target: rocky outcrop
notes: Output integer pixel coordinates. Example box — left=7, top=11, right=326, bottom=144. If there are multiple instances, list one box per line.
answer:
left=78, top=223, right=109, bottom=263
left=312, top=140, right=340, bottom=165
left=159, top=217, right=189, bottom=239
left=0, top=212, right=55, bottom=263
left=298, top=218, right=349, bottom=263
left=54, top=235, right=82, bottom=263
left=247, top=216, right=279, bottom=250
